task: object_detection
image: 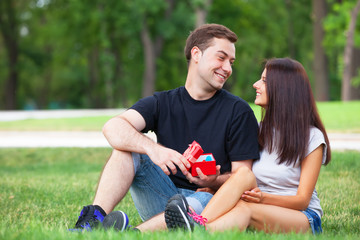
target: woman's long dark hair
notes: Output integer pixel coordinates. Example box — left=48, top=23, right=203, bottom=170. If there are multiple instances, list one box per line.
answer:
left=258, top=58, right=331, bottom=166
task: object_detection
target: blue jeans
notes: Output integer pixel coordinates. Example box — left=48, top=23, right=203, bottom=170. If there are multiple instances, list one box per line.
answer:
left=129, top=153, right=213, bottom=221
left=301, top=208, right=323, bottom=234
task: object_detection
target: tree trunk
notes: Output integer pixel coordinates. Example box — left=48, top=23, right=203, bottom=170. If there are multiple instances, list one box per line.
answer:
left=285, top=0, right=295, bottom=58
left=313, top=0, right=329, bottom=101
left=109, top=36, right=127, bottom=107
left=195, top=0, right=212, bottom=27
left=350, top=48, right=360, bottom=99
left=39, top=59, right=52, bottom=109
left=88, top=48, right=102, bottom=108
left=342, top=0, right=360, bottom=101
left=141, top=23, right=156, bottom=98
left=0, top=0, right=19, bottom=109
left=140, top=0, right=175, bottom=98
left=104, top=51, right=115, bottom=108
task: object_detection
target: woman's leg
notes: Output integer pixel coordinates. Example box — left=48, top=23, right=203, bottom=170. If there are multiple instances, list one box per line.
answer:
left=207, top=200, right=310, bottom=233
left=206, top=200, right=252, bottom=231
left=201, top=166, right=257, bottom=222
left=247, top=202, right=310, bottom=233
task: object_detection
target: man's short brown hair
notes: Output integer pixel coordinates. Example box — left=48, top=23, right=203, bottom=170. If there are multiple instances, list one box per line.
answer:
left=184, top=24, right=238, bottom=65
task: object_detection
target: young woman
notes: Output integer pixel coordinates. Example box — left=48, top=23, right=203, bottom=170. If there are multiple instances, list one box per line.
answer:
left=165, top=58, right=331, bottom=234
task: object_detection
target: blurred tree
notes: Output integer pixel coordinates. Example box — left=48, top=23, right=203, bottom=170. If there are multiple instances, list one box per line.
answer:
left=194, top=0, right=212, bottom=27
left=209, top=0, right=313, bottom=101
left=0, top=0, right=20, bottom=109
left=28, top=0, right=143, bottom=108
left=349, top=48, right=360, bottom=99
left=4, top=0, right=356, bottom=110
left=155, top=1, right=195, bottom=91
left=342, top=0, right=360, bottom=101
left=128, top=0, right=194, bottom=98
left=324, top=0, right=360, bottom=100
left=137, top=0, right=174, bottom=97
left=313, top=0, right=330, bottom=101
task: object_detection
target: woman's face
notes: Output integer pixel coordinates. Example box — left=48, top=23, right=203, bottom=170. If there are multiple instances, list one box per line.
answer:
left=253, top=68, right=268, bottom=108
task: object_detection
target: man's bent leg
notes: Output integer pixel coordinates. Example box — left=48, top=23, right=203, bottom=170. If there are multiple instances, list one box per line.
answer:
left=130, top=154, right=178, bottom=221
left=179, top=189, right=213, bottom=214
left=93, top=149, right=135, bottom=214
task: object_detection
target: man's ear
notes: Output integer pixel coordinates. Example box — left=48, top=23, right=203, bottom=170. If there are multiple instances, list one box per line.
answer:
left=191, top=46, right=201, bottom=63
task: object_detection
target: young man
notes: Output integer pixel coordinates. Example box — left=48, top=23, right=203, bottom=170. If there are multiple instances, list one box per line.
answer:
left=71, top=23, right=259, bottom=232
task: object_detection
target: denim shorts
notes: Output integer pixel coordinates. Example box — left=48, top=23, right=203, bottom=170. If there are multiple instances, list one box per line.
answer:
left=129, top=153, right=213, bottom=221
left=301, top=208, right=323, bottom=234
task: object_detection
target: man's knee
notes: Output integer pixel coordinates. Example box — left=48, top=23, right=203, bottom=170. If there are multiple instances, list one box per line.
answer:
left=186, top=191, right=213, bottom=214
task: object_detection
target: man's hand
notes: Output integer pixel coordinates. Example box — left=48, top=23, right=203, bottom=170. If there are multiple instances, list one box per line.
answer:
left=196, top=187, right=216, bottom=195
left=147, top=145, right=191, bottom=176
left=185, top=165, right=221, bottom=188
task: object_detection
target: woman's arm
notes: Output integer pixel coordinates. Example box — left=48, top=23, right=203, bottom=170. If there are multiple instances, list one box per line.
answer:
left=200, top=165, right=257, bottom=222
left=241, top=145, right=324, bottom=210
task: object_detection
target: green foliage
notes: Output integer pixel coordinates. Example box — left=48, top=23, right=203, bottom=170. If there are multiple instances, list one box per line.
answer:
left=0, top=148, right=359, bottom=239
left=323, top=0, right=360, bottom=100
left=208, top=0, right=313, bottom=100
left=0, top=0, right=358, bottom=109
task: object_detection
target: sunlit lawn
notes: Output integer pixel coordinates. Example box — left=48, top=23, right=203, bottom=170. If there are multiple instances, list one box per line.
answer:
left=0, top=148, right=359, bottom=239
left=250, top=101, right=360, bottom=133
left=0, top=101, right=359, bottom=132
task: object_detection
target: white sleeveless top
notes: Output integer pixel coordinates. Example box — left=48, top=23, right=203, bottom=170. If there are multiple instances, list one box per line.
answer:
left=252, top=127, right=327, bottom=218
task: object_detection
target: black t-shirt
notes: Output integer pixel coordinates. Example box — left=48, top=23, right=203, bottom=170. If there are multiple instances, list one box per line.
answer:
left=130, top=86, right=259, bottom=190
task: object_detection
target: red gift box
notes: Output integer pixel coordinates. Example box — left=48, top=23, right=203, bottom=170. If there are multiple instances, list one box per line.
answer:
left=183, top=141, right=204, bottom=170
left=191, top=153, right=217, bottom=177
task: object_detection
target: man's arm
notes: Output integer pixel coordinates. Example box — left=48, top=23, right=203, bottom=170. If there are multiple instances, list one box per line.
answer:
left=185, top=159, right=253, bottom=190
left=103, top=109, right=150, bottom=152
left=103, top=109, right=190, bottom=175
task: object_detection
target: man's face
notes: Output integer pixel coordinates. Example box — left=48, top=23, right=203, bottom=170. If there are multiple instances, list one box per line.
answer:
left=195, top=38, right=236, bottom=91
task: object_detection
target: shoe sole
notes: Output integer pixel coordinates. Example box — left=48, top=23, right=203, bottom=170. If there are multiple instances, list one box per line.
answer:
left=165, top=202, right=192, bottom=231
left=102, top=211, right=129, bottom=231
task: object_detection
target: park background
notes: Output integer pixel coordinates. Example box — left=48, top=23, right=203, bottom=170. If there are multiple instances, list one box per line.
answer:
left=1, top=0, right=360, bottom=110
left=1, top=0, right=360, bottom=239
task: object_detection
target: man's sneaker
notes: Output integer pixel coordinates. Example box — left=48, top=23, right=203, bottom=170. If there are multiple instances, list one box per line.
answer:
left=102, top=211, right=129, bottom=231
left=167, top=194, right=189, bottom=212
left=71, top=205, right=106, bottom=231
left=165, top=194, right=207, bottom=232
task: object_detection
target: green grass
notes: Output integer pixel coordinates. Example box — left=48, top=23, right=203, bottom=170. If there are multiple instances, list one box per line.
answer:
left=1, top=148, right=359, bottom=239
left=250, top=101, right=360, bottom=133
left=316, top=101, right=360, bottom=133
left=0, top=101, right=359, bottom=132
left=0, top=116, right=110, bottom=131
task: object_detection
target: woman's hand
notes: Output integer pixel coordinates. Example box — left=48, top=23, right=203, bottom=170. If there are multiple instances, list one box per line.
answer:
left=241, top=187, right=263, bottom=203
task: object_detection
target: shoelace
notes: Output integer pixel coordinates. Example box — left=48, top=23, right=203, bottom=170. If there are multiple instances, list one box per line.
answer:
left=188, top=209, right=208, bottom=227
